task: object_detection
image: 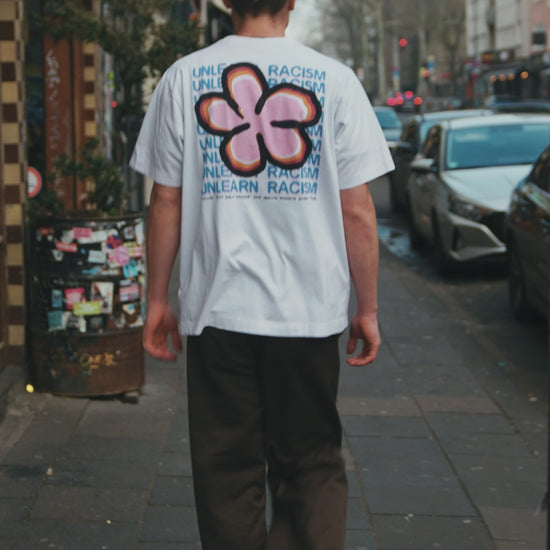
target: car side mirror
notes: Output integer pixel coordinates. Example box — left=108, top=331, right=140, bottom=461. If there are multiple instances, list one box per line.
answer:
left=410, top=157, right=436, bottom=173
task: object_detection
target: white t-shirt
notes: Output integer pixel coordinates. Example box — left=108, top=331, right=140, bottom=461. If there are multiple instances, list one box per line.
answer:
left=130, top=35, right=394, bottom=337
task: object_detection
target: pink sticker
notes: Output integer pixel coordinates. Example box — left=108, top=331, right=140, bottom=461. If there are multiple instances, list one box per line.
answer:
left=114, top=246, right=130, bottom=266
left=64, top=287, right=86, bottom=310
left=55, top=241, right=78, bottom=253
left=73, top=227, right=93, bottom=239
left=130, top=245, right=145, bottom=258
left=120, top=282, right=140, bottom=302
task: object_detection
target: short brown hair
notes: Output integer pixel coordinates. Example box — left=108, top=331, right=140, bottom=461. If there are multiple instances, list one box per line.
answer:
left=230, top=0, right=288, bottom=17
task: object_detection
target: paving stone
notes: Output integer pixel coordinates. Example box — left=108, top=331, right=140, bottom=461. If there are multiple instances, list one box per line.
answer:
left=337, top=397, right=421, bottom=417
left=346, top=497, right=369, bottom=529
left=404, top=363, right=478, bottom=383
left=407, top=378, right=489, bottom=397
left=10, top=519, right=139, bottom=550
left=157, top=451, right=193, bottom=476
left=143, top=364, right=184, bottom=385
left=342, top=416, right=430, bottom=438
left=150, top=475, right=196, bottom=506
left=59, top=433, right=162, bottom=462
left=435, top=431, right=534, bottom=457
left=386, top=338, right=461, bottom=366
left=371, top=514, right=494, bottom=550
left=415, top=394, right=500, bottom=413
left=345, top=528, right=376, bottom=550
left=466, top=480, right=545, bottom=510
left=30, top=485, right=146, bottom=522
left=449, top=454, right=546, bottom=487
left=163, top=410, right=190, bottom=454
left=140, top=505, right=200, bottom=543
left=138, top=544, right=202, bottom=550
left=0, top=500, right=30, bottom=538
left=425, top=412, right=515, bottom=434
left=347, top=472, right=362, bottom=498
left=363, top=484, right=475, bottom=516
left=339, top=362, right=404, bottom=398
left=342, top=446, right=356, bottom=472
left=480, top=506, right=546, bottom=545
left=1, top=437, right=63, bottom=468
left=0, top=464, right=45, bottom=497
left=44, top=457, right=156, bottom=489
left=494, top=541, right=533, bottom=550
left=76, top=399, right=173, bottom=440
left=349, top=437, right=457, bottom=487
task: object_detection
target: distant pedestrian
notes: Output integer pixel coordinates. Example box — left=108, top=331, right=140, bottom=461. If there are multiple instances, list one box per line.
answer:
left=130, top=0, right=394, bottom=548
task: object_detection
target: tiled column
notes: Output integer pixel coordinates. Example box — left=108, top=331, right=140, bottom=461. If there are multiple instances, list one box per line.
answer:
left=0, top=0, right=26, bottom=367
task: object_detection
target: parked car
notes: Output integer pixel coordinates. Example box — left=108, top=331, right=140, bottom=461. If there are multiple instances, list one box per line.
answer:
left=407, top=114, right=550, bottom=275
left=492, top=99, right=550, bottom=114
left=389, top=109, right=492, bottom=213
left=506, top=144, right=550, bottom=320
left=373, top=106, right=403, bottom=149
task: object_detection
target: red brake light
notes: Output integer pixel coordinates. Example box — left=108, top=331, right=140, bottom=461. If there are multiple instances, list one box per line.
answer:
left=404, top=90, right=414, bottom=99
left=414, top=96, right=423, bottom=105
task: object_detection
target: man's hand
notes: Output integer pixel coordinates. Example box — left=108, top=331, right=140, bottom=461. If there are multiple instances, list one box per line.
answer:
left=143, top=301, right=182, bottom=361
left=346, top=313, right=380, bottom=366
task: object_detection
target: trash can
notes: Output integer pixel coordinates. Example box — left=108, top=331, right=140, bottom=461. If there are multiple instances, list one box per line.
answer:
left=29, top=213, right=146, bottom=397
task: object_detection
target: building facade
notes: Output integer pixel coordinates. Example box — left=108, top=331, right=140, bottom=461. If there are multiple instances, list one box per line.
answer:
left=466, top=0, right=550, bottom=101
left=0, top=0, right=26, bottom=374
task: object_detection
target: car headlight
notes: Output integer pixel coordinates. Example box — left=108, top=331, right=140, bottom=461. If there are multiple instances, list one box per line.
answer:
left=448, top=195, right=490, bottom=222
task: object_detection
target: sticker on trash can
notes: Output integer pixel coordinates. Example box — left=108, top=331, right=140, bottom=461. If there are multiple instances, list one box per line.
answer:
left=91, top=282, right=114, bottom=313
left=47, top=310, right=67, bottom=330
left=51, top=289, right=63, bottom=309
left=120, top=280, right=140, bottom=302
left=65, top=287, right=85, bottom=310
left=73, top=301, right=102, bottom=316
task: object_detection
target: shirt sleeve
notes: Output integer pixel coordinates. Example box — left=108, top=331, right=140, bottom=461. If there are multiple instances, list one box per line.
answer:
left=334, top=69, right=395, bottom=189
left=129, top=66, right=185, bottom=188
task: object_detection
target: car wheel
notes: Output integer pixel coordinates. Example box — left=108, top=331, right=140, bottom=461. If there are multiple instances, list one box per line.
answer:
left=507, top=240, right=537, bottom=322
left=432, top=219, right=453, bottom=277
left=407, top=199, right=422, bottom=250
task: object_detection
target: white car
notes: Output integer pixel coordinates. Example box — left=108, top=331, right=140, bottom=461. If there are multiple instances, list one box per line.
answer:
left=407, top=114, right=550, bottom=275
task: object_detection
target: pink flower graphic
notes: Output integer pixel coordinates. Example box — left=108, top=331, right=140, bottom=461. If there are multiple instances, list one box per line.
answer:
left=195, top=63, right=322, bottom=177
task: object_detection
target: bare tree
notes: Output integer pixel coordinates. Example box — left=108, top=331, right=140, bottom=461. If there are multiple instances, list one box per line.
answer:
left=312, top=0, right=386, bottom=97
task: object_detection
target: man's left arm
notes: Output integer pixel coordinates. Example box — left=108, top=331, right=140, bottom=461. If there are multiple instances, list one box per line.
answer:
left=143, top=182, right=183, bottom=361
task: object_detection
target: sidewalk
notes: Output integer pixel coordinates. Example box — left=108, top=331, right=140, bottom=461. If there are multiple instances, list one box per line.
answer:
left=0, top=244, right=547, bottom=550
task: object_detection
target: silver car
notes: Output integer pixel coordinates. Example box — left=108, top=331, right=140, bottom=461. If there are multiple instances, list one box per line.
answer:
left=407, top=114, right=550, bottom=275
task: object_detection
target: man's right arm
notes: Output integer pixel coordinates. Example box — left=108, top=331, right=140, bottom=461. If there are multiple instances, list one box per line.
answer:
left=143, top=182, right=183, bottom=360
left=340, top=182, right=381, bottom=366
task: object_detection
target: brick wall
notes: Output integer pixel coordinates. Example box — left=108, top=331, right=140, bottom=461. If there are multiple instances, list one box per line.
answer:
left=0, top=0, right=26, bottom=368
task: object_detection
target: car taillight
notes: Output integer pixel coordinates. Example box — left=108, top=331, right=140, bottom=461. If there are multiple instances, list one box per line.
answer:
left=414, top=96, right=423, bottom=105
left=387, top=97, right=396, bottom=106
left=404, top=90, right=414, bottom=99
left=396, top=96, right=404, bottom=105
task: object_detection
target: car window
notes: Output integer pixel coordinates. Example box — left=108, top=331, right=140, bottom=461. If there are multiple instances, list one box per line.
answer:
left=421, top=125, right=442, bottom=162
left=374, top=109, right=402, bottom=129
left=445, top=123, right=550, bottom=170
left=419, top=120, right=439, bottom=144
left=530, top=147, right=550, bottom=193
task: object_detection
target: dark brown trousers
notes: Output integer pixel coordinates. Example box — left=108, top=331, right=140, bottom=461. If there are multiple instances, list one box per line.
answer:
left=186, top=327, right=347, bottom=550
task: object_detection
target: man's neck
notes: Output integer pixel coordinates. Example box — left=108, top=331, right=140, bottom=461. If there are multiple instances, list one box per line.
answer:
left=232, top=13, right=288, bottom=37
